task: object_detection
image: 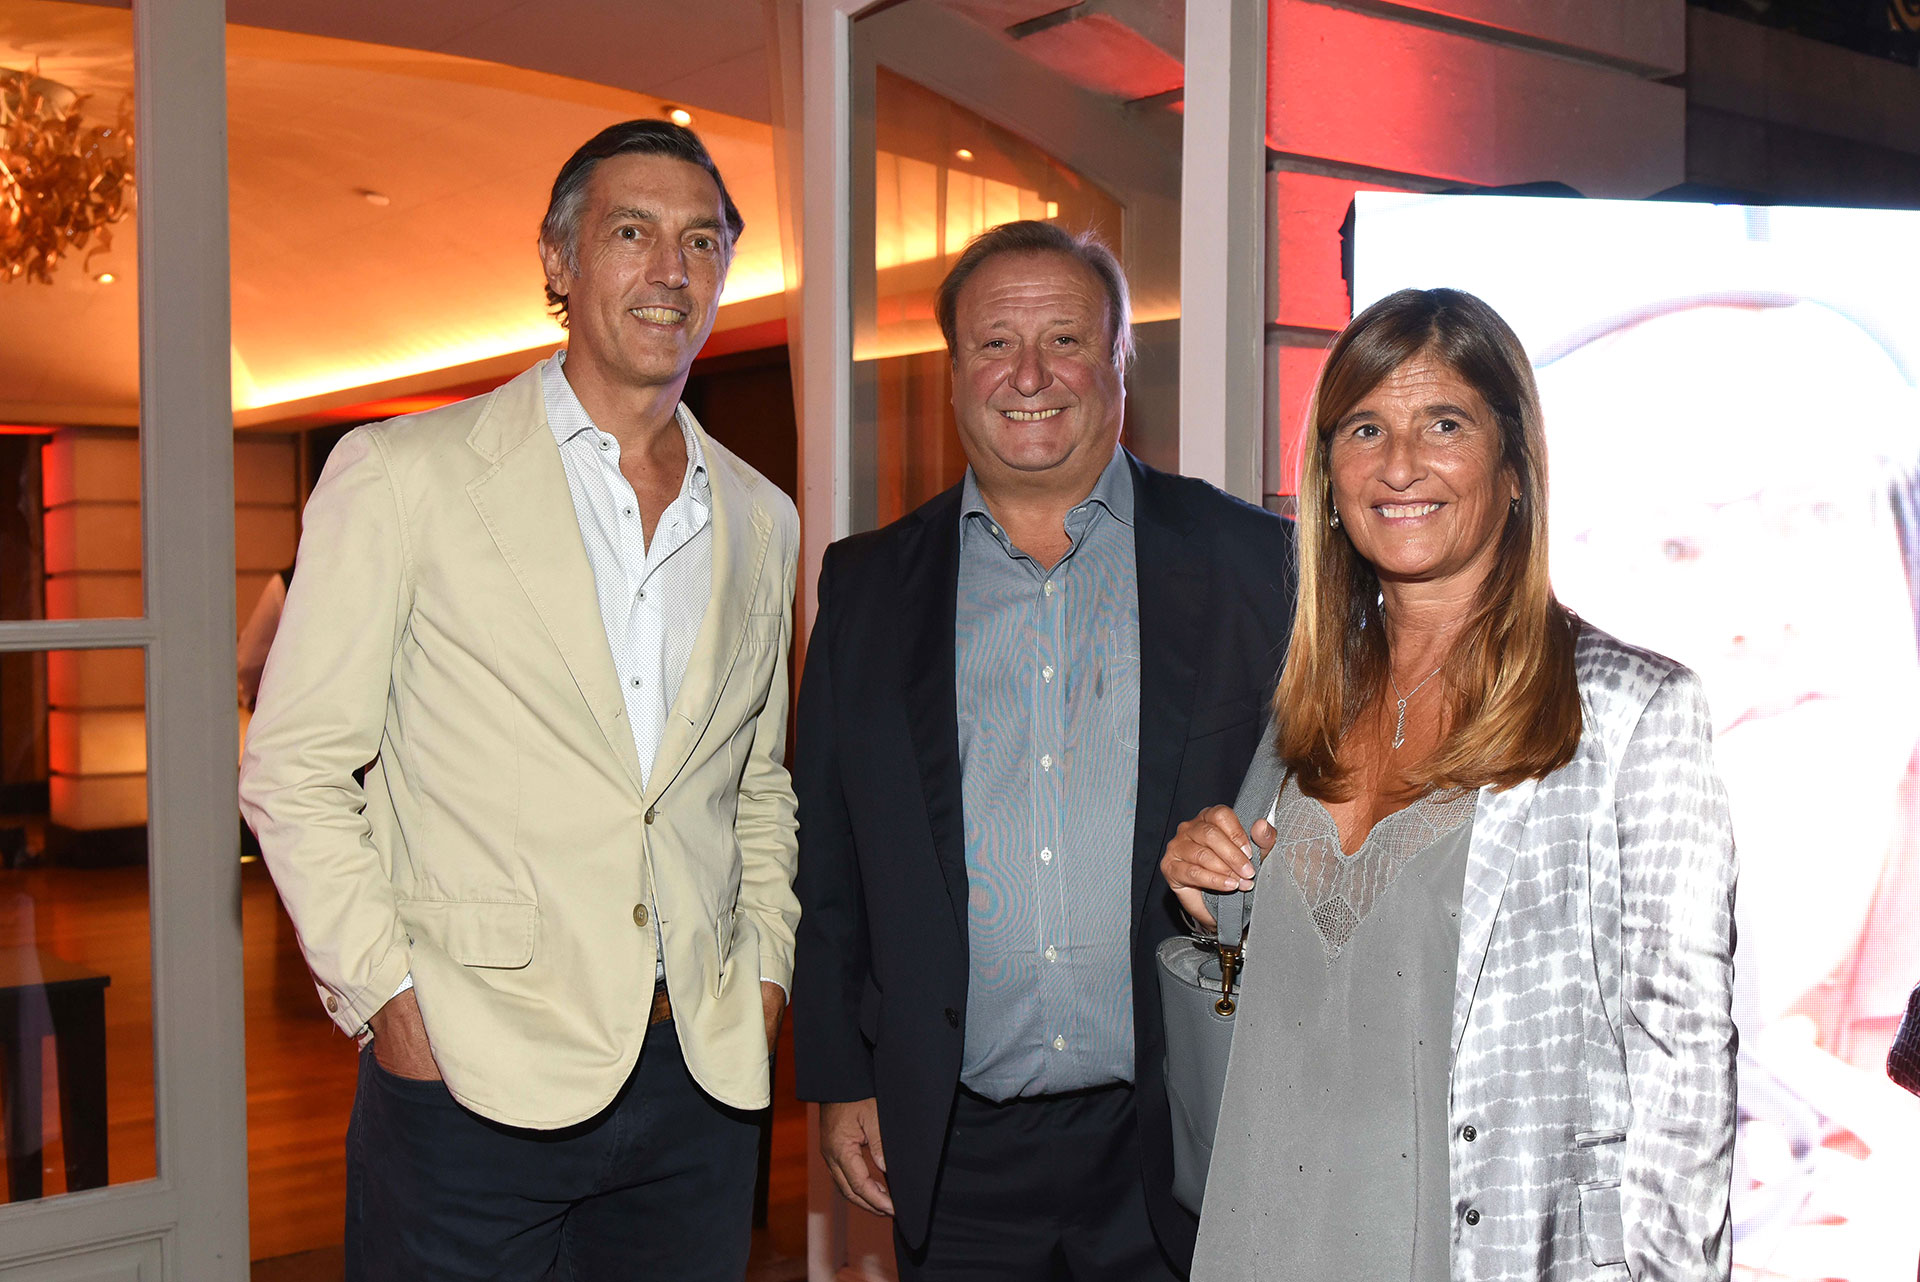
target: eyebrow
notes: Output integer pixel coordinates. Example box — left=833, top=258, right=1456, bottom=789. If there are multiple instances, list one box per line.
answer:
left=1336, top=401, right=1480, bottom=430
left=604, top=206, right=725, bottom=235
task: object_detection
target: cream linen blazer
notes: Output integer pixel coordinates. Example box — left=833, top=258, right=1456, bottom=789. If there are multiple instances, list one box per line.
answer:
left=238, top=360, right=800, bottom=1128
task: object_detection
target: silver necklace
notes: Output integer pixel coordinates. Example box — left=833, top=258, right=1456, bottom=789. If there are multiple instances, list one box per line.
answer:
left=1388, top=663, right=1444, bottom=750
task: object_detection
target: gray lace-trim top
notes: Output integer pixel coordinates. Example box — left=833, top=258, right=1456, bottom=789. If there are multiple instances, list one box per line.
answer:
left=1191, top=777, right=1474, bottom=1282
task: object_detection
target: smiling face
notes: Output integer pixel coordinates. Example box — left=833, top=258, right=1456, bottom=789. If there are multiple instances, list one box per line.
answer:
left=540, top=151, right=730, bottom=393
left=948, top=249, right=1125, bottom=495
left=1327, top=351, right=1519, bottom=597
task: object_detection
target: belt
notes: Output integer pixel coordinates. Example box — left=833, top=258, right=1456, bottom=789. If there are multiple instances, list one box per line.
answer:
left=650, top=978, right=673, bottom=1026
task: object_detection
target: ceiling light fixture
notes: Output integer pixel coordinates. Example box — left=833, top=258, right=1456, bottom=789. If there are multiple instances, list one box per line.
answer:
left=955, top=148, right=974, bottom=162
left=94, top=271, right=113, bottom=283
left=0, top=63, right=133, bottom=285
left=667, top=107, right=693, bottom=127
left=360, top=189, right=390, bottom=207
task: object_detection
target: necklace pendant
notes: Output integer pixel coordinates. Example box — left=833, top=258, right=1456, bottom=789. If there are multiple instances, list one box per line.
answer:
left=1392, top=698, right=1408, bottom=750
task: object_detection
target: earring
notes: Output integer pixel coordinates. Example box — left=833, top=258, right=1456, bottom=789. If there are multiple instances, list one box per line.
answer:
left=1329, top=509, right=1341, bottom=529
left=1509, top=497, right=1520, bottom=514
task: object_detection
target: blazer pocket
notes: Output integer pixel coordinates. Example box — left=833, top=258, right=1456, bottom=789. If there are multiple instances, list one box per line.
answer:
left=1188, top=690, right=1264, bottom=740
left=398, top=898, right=538, bottom=969
left=1578, top=1178, right=1626, bottom=1267
left=743, top=612, right=784, bottom=645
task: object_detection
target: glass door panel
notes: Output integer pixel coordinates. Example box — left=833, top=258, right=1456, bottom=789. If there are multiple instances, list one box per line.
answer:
left=0, top=648, right=151, bottom=1202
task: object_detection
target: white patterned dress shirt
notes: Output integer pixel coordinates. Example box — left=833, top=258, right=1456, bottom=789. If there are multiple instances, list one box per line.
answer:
left=543, top=352, right=711, bottom=982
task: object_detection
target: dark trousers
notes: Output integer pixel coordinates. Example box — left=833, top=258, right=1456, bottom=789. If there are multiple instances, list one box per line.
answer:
left=895, top=1083, right=1183, bottom=1282
left=345, top=1020, right=760, bottom=1282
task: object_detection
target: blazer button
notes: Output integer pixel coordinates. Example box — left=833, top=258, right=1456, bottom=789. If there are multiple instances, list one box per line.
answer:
left=633, top=904, right=649, bottom=928
left=644, top=807, right=656, bottom=824
left=944, top=1008, right=960, bottom=1029
left=1463, top=1208, right=1481, bottom=1227
left=1461, top=1125, right=1477, bottom=1142
left=325, top=995, right=339, bottom=1014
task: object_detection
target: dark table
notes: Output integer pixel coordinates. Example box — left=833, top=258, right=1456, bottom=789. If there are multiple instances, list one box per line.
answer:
left=0, top=947, right=110, bottom=1200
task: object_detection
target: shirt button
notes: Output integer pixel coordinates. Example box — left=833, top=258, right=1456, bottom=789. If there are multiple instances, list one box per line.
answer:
left=623, top=506, right=634, bottom=517
left=1461, top=1125, right=1477, bottom=1142
left=630, top=676, right=642, bottom=689
left=633, top=904, right=649, bottom=928
left=1463, top=1208, right=1480, bottom=1227
left=1044, top=945, right=1057, bottom=963
left=1040, top=847, right=1053, bottom=864
left=1052, top=1035, right=1065, bottom=1051
left=637, top=588, right=647, bottom=601
left=944, top=1007, right=961, bottom=1028
left=599, top=439, right=612, bottom=451
left=1040, top=754, right=1053, bottom=771
left=1043, top=580, right=1055, bottom=597
left=1042, top=665, right=1055, bottom=684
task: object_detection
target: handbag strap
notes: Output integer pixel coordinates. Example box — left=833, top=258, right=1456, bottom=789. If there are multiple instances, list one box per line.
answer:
left=1201, top=789, right=1282, bottom=948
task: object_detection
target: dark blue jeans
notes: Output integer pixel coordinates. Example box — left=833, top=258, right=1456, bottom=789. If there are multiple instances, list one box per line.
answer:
left=344, top=1020, right=760, bottom=1282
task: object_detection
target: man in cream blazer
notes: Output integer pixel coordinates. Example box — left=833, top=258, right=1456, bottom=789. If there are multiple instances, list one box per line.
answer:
left=239, top=122, right=799, bottom=1281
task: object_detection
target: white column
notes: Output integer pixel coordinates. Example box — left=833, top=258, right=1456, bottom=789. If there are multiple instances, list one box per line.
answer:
left=1179, top=0, right=1269, bottom=499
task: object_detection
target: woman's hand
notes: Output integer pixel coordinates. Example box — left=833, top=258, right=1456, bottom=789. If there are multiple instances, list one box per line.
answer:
left=1162, top=805, right=1276, bottom=930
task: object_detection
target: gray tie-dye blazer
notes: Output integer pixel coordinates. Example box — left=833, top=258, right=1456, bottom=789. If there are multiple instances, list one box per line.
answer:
left=1228, top=623, right=1736, bottom=1280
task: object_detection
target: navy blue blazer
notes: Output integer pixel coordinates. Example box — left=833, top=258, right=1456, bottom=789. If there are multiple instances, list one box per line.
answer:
left=791, top=451, right=1296, bottom=1262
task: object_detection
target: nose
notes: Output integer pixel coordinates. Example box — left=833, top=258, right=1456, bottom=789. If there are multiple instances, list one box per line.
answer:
left=1009, top=343, right=1052, bottom=399
left=1380, top=429, right=1422, bottom=489
left=645, top=240, right=689, bottom=291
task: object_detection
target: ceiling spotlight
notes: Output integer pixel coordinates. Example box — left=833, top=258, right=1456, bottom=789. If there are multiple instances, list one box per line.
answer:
left=667, top=107, right=693, bottom=127
left=94, top=272, right=115, bottom=284
left=360, top=189, right=391, bottom=207
left=1045, top=201, right=1059, bottom=219
left=955, top=148, right=974, bottom=161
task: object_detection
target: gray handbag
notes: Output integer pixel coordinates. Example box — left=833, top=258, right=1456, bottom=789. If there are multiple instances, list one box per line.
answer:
left=1155, top=788, right=1278, bottom=1214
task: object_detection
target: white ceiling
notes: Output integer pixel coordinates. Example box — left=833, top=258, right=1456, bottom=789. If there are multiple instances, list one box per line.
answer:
left=0, top=0, right=1183, bottom=427
left=0, top=0, right=784, bottom=426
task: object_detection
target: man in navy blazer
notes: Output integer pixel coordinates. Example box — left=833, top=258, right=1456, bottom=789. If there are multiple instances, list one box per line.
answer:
left=792, top=221, right=1296, bottom=1279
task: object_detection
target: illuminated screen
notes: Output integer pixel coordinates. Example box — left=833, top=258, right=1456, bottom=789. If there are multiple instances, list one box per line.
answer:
left=1352, top=193, right=1920, bottom=1281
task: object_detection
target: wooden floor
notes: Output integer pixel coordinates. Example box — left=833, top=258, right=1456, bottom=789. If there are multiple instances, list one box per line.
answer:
left=0, top=859, right=810, bottom=1269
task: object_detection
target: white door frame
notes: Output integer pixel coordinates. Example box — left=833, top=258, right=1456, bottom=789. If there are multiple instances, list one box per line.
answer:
left=1180, top=0, right=1269, bottom=501
left=0, top=0, right=248, bottom=1277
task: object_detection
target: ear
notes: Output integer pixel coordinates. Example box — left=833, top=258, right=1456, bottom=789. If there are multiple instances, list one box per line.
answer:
left=538, top=236, right=573, bottom=303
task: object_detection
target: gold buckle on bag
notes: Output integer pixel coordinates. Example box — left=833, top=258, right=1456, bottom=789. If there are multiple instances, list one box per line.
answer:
left=1214, top=943, right=1241, bottom=1016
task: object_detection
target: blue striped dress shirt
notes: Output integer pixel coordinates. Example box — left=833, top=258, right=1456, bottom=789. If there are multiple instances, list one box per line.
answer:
left=955, top=448, right=1140, bottom=1099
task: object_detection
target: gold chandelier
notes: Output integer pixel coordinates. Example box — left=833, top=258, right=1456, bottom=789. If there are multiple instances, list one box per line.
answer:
left=0, top=63, right=133, bottom=285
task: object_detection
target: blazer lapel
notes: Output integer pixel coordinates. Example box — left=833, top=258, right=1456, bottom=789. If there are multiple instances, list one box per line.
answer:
left=1452, top=776, right=1541, bottom=1061
left=1130, top=458, right=1206, bottom=921
left=465, top=364, right=647, bottom=794
left=645, top=411, right=773, bottom=802
left=899, top=488, right=969, bottom=934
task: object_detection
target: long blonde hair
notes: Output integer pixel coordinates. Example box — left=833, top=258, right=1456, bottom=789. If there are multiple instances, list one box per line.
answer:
left=1274, top=288, right=1581, bottom=799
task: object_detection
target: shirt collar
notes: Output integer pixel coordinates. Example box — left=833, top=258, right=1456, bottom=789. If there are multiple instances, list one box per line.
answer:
left=542, top=350, right=708, bottom=489
left=959, top=445, right=1133, bottom=532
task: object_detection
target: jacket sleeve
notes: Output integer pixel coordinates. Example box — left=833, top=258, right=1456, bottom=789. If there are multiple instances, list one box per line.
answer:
left=791, top=551, right=877, bottom=1101
left=736, top=505, right=802, bottom=993
left=1615, top=668, right=1737, bottom=1280
left=237, top=427, right=415, bottom=1037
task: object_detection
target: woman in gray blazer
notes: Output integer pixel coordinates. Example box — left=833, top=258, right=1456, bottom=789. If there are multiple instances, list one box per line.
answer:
left=1162, top=288, right=1736, bottom=1281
